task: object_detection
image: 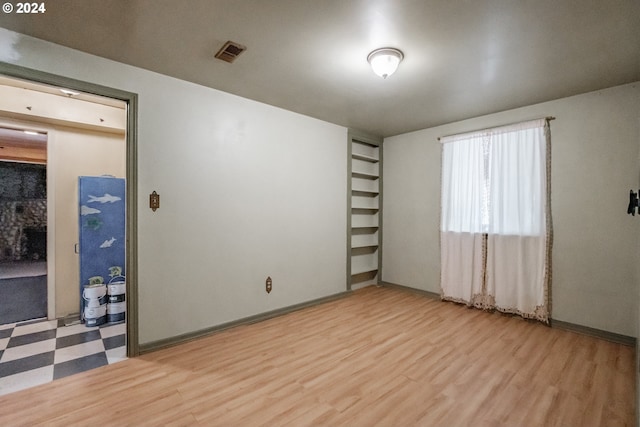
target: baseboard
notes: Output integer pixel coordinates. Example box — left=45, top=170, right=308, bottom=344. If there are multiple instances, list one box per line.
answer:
left=550, top=319, right=635, bottom=347
left=139, top=291, right=352, bottom=354
left=380, top=281, right=636, bottom=347
left=378, top=281, right=440, bottom=300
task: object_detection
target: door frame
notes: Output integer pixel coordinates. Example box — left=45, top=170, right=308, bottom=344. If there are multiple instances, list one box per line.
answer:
left=0, top=62, right=139, bottom=356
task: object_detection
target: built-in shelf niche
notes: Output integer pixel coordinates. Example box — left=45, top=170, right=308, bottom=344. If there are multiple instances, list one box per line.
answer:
left=347, top=132, right=382, bottom=290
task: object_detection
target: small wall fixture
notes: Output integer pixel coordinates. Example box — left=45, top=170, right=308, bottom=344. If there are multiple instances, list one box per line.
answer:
left=149, top=191, right=160, bottom=212
left=367, top=47, right=404, bottom=79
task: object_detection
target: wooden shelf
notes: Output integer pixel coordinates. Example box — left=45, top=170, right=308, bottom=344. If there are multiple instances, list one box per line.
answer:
left=351, top=214, right=379, bottom=228
left=348, top=135, right=382, bottom=290
left=352, top=226, right=378, bottom=234
left=352, top=243, right=378, bottom=249
left=352, top=207, right=379, bottom=214
left=351, top=246, right=377, bottom=256
left=352, top=194, right=378, bottom=210
left=351, top=251, right=378, bottom=276
left=352, top=189, right=379, bottom=197
left=352, top=176, right=379, bottom=194
left=351, top=267, right=379, bottom=276
left=351, top=269, right=378, bottom=284
left=351, top=243, right=378, bottom=251
left=352, top=171, right=379, bottom=180
left=352, top=153, right=379, bottom=163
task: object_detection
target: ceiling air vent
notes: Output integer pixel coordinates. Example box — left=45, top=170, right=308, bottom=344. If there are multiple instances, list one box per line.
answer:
left=214, top=41, right=246, bottom=63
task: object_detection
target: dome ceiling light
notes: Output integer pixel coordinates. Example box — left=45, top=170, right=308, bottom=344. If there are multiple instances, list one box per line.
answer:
left=367, top=47, right=404, bottom=79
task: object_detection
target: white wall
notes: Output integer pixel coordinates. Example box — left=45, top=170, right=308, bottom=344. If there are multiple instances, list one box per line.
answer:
left=383, top=83, right=640, bottom=337
left=50, top=126, right=125, bottom=317
left=2, top=30, right=348, bottom=344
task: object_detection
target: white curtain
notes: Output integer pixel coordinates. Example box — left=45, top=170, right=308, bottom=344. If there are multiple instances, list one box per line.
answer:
left=440, top=119, right=551, bottom=323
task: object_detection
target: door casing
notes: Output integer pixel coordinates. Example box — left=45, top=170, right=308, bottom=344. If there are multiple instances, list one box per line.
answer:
left=0, top=62, right=139, bottom=357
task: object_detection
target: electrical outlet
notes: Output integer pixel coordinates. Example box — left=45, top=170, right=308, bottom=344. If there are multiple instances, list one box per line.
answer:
left=266, top=276, right=272, bottom=293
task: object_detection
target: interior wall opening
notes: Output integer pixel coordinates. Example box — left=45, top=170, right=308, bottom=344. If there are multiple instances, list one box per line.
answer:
left=0, top=66, right=137, bottom=396
left=0, top=127, right=48, bottom=325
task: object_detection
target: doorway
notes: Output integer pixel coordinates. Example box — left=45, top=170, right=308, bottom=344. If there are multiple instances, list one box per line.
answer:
left=0, top=64, right=138, bottom=358
left=0, top=135, right=48, bottom=324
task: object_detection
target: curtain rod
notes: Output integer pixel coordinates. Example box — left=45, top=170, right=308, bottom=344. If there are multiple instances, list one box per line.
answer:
left=437, top=116, right=556, bottom=141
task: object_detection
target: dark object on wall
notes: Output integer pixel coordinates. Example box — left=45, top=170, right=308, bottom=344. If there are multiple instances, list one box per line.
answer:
left=150, top=191, right=160, bottom=211
left=628, top=190, right=638, bottom=216
left=24, top=228, right=47, bottom=260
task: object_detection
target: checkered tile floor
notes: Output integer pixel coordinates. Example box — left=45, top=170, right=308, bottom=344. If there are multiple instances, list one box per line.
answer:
left=0, top=318, right=126, bottom=396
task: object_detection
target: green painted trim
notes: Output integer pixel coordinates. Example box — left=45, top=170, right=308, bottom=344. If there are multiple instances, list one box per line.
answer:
left=347, top=129, right=383, bottom=288
left=0, top=62, right=140, bottom=357
left=0, top=62, right=132, bottom=103
left=379, top=281, right=441, bottom=300
left=377, top=140, right=383, bottom=282
left=346, top=134, right=352, bottom=290
left=381, top=280, right=636, bottom=347
left=125, top=95, right=139, bottom=357
left=348, top=128, right=383, bottom=147
left=139, top=291, right=352, bottom=354
left=550, top=319, right=635, bottom=347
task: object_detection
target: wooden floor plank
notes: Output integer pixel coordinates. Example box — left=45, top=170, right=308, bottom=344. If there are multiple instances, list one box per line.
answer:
left=0, top=285, right=635, bottom=426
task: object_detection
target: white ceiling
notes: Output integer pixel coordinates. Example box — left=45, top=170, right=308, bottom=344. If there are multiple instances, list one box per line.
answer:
left=1, top=0, right=639, bottom=137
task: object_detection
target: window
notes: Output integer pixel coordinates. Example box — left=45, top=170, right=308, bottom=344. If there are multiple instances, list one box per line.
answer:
left=441, top=120, right=547, bottom=237
left=440, top=118, right=552, bottom=323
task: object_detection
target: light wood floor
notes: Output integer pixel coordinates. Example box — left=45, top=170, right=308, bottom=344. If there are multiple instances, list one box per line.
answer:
left=0, top=286, right=634, bottom=426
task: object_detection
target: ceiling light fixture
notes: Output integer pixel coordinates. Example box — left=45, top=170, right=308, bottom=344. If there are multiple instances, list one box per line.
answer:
left=367, top=47, right=404, bottom=79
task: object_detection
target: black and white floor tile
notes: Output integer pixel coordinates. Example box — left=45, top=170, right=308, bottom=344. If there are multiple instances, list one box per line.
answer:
left=0, top=318, right=126, bottom=396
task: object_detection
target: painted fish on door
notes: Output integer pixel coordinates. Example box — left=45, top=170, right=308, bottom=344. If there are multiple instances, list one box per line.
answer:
left=78, top=176, right=125, bottom=325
